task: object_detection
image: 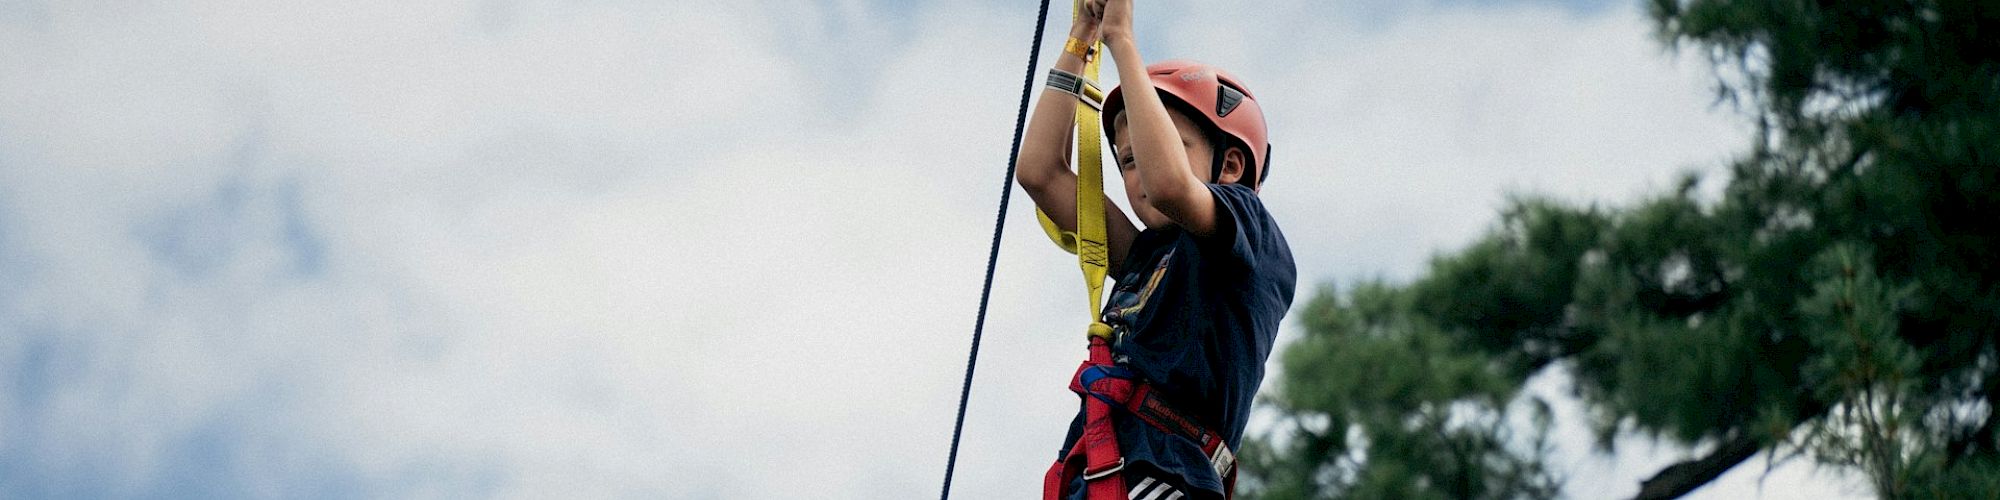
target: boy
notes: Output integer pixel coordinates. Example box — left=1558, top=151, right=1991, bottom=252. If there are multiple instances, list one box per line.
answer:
left=1015, top=0, right=1296, bottom=499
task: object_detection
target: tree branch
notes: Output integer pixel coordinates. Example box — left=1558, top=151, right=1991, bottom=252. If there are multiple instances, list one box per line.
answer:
left=1630, top=435, right=1762, bottom=500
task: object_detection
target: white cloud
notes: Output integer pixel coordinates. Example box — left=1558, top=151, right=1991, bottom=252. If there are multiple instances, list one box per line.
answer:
left=0, top=0, right=1864, bottom=498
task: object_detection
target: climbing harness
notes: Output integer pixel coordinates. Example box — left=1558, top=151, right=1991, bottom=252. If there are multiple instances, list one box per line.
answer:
left=1045, top=362, right=1240, bottom=500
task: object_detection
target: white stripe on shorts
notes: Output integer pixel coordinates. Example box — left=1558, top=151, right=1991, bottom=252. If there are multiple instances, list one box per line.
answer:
left=1126, top=478, right=1158, bottom=500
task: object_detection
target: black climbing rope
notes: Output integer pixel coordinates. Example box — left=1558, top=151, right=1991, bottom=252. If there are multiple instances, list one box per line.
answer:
left=940, top=1, right=1053, bottom=499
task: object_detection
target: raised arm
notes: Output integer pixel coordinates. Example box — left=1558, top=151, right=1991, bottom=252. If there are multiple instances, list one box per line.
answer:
left=1015, top=4, right=1138, bottom=271
left=1098, top=0, right=1221, bottom=237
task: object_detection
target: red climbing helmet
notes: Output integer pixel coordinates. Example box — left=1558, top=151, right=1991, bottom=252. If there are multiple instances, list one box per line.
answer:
left=1104, top=59, right=1272, bottom=190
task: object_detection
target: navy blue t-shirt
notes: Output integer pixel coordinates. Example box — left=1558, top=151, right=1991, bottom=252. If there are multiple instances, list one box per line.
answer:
left=1059, top=183, right=1297, bottom=497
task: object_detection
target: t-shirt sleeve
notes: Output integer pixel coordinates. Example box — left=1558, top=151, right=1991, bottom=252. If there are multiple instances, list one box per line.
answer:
left=1199, top=183, right=1277, bottom=268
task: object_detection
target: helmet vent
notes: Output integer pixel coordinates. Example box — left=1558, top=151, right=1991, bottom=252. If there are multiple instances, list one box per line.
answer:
left=1215, top=85, right=1245, bottom=118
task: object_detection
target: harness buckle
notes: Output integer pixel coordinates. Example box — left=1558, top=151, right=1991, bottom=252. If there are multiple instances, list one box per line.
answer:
left=1082, top=458, right=1125, bottom=481
left=1210, top=444, right=1237, bottom=478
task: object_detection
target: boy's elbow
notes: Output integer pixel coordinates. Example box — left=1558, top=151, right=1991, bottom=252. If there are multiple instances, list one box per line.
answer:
left=1014, top=160, right=1052, bottom=190
left=1141, top=176, right=1201, bottom=213
left=1144, top=179, right=1212, bottom=226
left=1014, top=151, right=1063, bottom=189
left=1150, top=196, right=1197, bottom=223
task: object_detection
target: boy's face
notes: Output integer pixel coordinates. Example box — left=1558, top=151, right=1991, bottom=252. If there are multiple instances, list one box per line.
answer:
left=1110, top=108, right=1222, bottom=229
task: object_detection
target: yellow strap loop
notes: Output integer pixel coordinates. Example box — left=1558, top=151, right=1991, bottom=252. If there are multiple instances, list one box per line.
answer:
left=1032, top=0, right=1114, bottom=339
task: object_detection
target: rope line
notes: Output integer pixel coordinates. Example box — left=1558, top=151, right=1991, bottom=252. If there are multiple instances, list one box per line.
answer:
left=940, top=1, right=1053, bottom=498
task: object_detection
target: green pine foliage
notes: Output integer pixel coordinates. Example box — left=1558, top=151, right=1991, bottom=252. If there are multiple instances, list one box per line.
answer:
left=1244, top=1, right=1998, bottom=498
left=1245, top=281, right=1562, bottom=500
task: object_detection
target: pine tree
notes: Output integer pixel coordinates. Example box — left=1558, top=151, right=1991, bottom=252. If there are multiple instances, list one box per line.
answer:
left=1245, top=1, right=1999, bottom=497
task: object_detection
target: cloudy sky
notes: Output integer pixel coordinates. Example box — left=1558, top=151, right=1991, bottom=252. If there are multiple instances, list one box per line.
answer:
left=0, top=0, right=1870, bottom=498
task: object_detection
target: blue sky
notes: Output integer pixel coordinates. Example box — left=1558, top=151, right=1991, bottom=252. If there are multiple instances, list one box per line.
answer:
left=0, top=0, right=1872, bottom=498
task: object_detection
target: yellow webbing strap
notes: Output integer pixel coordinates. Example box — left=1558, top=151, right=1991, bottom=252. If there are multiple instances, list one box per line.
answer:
left=1033, top=0, right=1114, bottom=340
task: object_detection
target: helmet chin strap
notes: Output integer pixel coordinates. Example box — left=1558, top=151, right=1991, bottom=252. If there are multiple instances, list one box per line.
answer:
left=1209, top=151, right=1224, bottom=184
left=1206, top=125, right=1266, bottom=189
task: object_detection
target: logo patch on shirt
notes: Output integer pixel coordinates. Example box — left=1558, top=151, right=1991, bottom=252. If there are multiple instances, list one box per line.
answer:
left=1105, top=249, right=1174, bottom=322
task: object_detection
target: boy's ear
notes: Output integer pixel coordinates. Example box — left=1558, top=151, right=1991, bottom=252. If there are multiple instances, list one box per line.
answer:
left=1218, top=147, right=1248, bottom=185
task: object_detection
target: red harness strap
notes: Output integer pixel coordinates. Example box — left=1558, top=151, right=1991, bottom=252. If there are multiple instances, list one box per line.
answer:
left=1043, top=336, right=1239, bottom=500
left=1044, top=336, right=1131, bottom=500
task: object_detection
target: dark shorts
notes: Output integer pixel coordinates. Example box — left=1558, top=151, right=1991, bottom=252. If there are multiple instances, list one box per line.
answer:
left=1060, top=461, right=1219, bottom=500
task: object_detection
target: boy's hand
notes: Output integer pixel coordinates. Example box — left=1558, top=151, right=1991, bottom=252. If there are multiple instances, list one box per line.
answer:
left=1097, top=0, right=1133, bottom=46
left=1070, top=0, right=1104, bottom=46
